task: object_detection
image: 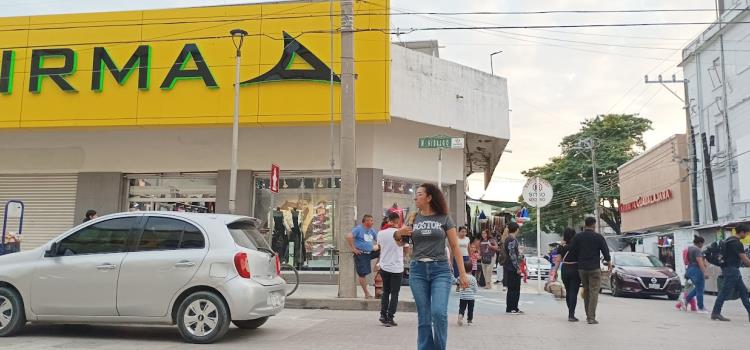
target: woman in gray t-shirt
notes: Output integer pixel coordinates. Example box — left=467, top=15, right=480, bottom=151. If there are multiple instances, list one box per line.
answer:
left=394, top=183, right=468, bottom=350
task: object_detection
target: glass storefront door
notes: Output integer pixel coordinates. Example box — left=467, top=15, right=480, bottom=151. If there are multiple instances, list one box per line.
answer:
left=127, top=174, right=217, bottom=213
left=253, top=175, right=339, bottom=270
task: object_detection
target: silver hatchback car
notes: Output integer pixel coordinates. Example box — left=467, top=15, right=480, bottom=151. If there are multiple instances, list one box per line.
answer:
left=0, top=212, right=285, bottom=344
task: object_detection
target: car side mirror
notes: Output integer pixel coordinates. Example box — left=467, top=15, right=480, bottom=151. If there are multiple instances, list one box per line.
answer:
left=44, top=242, right=59, bottom=257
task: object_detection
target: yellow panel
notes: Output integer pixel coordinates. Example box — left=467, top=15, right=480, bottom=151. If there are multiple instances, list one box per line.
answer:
left=0, top=0, right=389, bottom=130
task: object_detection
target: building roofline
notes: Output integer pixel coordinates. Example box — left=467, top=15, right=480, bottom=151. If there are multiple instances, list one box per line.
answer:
left=617, top=134, right=684, bottom=171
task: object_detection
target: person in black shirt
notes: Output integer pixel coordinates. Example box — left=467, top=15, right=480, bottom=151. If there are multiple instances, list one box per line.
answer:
left=711, top=224, right=750, bottom=322
left=503, top=222, right=523, bottom=314
left=567, top=217, right=611, bottom=324
left=552, top=227, right=580, bottom=322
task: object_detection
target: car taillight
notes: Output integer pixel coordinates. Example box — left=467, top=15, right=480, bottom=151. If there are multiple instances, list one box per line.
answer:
left=275, top=255, right=281, bottom=276
left=234, top=252, right=251, bottom=278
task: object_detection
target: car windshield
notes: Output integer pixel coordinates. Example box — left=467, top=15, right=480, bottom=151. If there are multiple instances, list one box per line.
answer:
left=615, top=254, right=663, bottom=267
left=525, top=257, right=546, bottom=266
left=227, top=221, right=271, bottom=250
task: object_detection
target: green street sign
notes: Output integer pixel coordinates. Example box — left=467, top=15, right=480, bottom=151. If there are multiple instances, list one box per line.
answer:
left=418, top=136, right=464, bottom=149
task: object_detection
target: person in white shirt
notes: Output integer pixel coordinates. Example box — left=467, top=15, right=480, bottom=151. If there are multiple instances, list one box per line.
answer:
left=377, top=211, right=410, bottom=327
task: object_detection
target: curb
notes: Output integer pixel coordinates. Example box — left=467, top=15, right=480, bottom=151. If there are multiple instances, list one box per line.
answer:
left=285, top=297, right=417, bottom=312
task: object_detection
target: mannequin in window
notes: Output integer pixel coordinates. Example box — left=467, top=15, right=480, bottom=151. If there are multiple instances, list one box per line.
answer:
left=270, top=207, right=290, bottom=263
left=289, top=206, right=306, bottom=268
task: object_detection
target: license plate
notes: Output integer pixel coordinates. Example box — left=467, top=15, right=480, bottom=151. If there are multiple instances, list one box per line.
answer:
left=648, top=283, right=660, bottom=289
left=268, top=292, right=284, bottom=308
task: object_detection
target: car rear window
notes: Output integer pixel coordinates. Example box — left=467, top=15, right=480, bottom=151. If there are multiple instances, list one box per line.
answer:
left=227, top=221, right=271, bottom=250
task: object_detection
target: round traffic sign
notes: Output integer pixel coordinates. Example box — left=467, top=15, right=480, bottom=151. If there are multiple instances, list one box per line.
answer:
left=522, top=177, right=553, bottom=208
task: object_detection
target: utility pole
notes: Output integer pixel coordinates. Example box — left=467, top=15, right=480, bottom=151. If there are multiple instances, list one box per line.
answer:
left=645, top=74, right=706, bottom=224
left=574, top=139, right=600, bottom=232
left=590, top=140, right=600, bottom=233
left=337, top=0, right=357, bottom=298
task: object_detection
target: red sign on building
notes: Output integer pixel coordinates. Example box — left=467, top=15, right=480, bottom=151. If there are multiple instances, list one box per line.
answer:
left=270, top=164, right=280, bottom=193
left=620, top=189, right=672, bottom=213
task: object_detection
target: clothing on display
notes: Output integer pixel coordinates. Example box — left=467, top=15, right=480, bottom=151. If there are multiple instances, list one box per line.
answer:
left=270, top=208, right=290, bottom=262
left=306, top=201, right=334, bottom=258
left=290, top=208, right=305, bottom=269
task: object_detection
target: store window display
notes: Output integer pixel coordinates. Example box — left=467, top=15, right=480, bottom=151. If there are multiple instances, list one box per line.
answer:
left=254, top=176, right=339, bottom=269
left=128, top=174, right=216, bottom=213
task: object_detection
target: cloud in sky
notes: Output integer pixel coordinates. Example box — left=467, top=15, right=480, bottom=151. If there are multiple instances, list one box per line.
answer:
left=0, top=0, right=718, bottom=201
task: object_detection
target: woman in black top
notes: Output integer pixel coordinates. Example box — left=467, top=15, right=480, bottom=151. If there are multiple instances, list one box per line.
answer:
left=552, top=227, right=580, bottom=322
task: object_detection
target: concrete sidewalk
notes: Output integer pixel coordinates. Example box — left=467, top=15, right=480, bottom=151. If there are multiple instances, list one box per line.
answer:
left=285, top=280, right=546, bottom=311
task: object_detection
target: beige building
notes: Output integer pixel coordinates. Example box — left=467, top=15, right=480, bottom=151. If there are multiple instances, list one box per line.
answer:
left=618, top=134, right=691, bottom=233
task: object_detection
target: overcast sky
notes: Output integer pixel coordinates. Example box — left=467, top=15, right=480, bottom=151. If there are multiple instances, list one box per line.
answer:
left=0, top=0, right=717, bottom=201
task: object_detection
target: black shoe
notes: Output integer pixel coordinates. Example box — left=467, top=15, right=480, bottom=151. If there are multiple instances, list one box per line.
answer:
left=507, top=309, right=524, bottom=315
left=568, top=316, right=579, bottom=322
left=467, top=320, right=473, bottom=324
left=587, top=319, right=599, bottom=325
left=711, top=314, right=731, bottom=322
left=386, top=319, right=398, bottom=327
left=379, top=315, right=388, bottom=324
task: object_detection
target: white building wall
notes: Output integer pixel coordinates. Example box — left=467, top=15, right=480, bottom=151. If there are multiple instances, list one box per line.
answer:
left=390, top=44, right=510, bottom=141
left=682, top=3, right=750, bottom=224
left=0, top=118, right=464, bottom=184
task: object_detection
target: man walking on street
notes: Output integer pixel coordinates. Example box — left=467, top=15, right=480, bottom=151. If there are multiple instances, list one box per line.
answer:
left=377, top=211, right=410, bottom=326
left=568, top=217, right=611, bottom=324
left=503, top=222, right=524, bottom=314
left=711, top=224, right=750, bottom=322
left=347, top=215, right=379, bottom=299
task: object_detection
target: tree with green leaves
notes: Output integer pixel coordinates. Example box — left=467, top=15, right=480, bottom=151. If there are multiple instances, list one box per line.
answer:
left=521, top=114, right=652, bottom=239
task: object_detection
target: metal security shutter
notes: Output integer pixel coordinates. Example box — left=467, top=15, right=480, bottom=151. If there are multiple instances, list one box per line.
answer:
left=0, top=174, right=78, bottom=250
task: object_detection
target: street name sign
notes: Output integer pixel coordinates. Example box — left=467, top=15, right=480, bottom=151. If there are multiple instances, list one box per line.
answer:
left=418, top=136, right=465, bottom=149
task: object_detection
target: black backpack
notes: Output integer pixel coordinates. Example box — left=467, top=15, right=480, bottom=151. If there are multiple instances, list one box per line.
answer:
left=703, top=237, right=736, bottom=267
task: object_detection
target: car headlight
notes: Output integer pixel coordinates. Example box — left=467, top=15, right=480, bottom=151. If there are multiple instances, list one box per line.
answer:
left=618, top=272, right=639, bottom=282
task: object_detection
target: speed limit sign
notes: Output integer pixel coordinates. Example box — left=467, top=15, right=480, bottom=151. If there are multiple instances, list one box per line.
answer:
left=522, top=177, right=553, bottom=208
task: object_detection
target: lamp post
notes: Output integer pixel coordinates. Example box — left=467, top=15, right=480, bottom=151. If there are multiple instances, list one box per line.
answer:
left=228, top=29, right=248, bottom=214
left=490, top=50, right=503, bottom=75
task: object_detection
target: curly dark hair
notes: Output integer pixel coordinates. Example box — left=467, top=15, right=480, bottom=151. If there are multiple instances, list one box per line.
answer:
left=419, top=183, right=449, bottom=216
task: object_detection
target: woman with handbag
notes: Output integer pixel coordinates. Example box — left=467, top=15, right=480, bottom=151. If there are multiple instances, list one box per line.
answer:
left=479, top=230, right=498, bottom=289
left=552, top=228, right=580, bottom=322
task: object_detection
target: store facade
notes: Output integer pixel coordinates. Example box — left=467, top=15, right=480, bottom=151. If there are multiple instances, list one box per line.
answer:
left=618, top=134, right=701, bottom=281
left=0, top=1, right=511, bottom=268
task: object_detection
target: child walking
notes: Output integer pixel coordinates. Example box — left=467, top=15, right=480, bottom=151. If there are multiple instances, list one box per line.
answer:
left=458, top=261, right=479, bottom=326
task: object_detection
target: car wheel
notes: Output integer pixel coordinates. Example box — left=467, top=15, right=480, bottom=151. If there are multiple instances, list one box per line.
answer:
left=232, top=317, right=269, bottom=329
left=667, top=293, right=680, bottom=301
left=611, top=278, right=622, bottom=297
left=176, top=291, right=230, bottom=344
left=0, top=287, right=26, bottom=337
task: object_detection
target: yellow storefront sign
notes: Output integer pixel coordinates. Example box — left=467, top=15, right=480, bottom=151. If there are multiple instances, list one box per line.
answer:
left=0, top=0, right=390, bottom=128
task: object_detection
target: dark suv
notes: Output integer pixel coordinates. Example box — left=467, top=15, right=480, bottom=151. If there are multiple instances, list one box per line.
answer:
left=600, top=252, right=681, bottom=300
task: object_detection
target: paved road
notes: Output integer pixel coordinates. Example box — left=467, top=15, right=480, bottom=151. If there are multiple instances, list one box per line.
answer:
left=3, top=288, right=748, bottom=350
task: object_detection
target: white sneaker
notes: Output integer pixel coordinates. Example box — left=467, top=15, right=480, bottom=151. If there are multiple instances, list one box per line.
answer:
left=457, top=315, right=464, bottom=326
left=697, top=309, right=710, bottom=314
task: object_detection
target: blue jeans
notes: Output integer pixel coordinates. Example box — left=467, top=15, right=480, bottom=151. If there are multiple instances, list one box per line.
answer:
left=712, top=266, right=750, bottom=316
left=409, top=260, right=452, bottom=350
left=685, top=266, right=705, bottom=310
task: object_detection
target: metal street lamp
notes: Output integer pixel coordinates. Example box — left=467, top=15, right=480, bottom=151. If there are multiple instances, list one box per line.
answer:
left=228, top=29, right=248, bottom=214
left=490, top=50, right=503, bottom=75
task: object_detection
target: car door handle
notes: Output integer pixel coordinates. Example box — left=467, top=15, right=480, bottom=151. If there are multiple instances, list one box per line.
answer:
left=96, top=263, right=117, bottom=270
left=175, top=261, right=196, bottom=268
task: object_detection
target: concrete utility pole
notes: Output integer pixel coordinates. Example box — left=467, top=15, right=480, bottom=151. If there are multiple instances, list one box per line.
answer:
left=590, top=140, right=600, bottom=233
left=337, top=0, right=357, bottom=298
